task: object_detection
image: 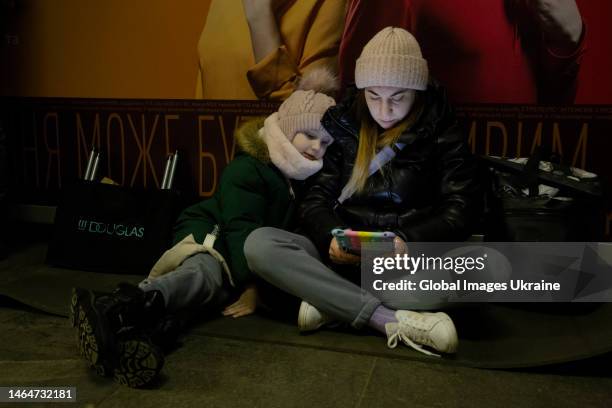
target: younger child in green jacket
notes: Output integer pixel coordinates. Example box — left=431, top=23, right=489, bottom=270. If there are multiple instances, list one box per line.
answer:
left=71, top=79, right=336, bottom=388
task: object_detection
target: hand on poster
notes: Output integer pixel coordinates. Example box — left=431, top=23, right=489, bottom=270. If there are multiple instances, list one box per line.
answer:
left=222, top=284, right=259, bottom=318
left=241, top=0, right=272, bottom=21
left=242, top=0, right=281, bottom=62
left=529, top=0, right=583, bottom=53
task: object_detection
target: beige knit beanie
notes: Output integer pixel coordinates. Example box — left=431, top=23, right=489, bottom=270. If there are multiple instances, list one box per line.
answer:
left=355, top=26, right=428, bottom=90
left=277, top=90, right=336, bottom=141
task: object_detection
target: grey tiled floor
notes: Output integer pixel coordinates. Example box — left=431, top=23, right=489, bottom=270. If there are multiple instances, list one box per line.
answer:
left=0, top=304, right=611, bottom=408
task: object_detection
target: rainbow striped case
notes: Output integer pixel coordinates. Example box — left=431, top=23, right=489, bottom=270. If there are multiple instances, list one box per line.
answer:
left=331, top=228, right=396, bottom=254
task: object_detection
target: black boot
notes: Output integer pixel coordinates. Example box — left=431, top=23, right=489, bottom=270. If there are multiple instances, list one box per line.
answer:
left=134, top=288, right=184, bottom=353
left=71, top=284, right=166, bottom=388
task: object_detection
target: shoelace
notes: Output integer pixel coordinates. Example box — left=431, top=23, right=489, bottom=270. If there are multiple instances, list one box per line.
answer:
left=386, top=323, right=440, bottom=358
left=97, top=292, right=142, bottom=332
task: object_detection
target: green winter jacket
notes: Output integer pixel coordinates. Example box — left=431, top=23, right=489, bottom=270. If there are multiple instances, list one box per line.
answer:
left=172, top=118, right=297, bottom=289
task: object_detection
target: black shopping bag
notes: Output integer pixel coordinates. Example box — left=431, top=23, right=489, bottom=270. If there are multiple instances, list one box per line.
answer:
left=481, top=150, right=605, bottom=242
left=46, top=181, right=182, bottom=275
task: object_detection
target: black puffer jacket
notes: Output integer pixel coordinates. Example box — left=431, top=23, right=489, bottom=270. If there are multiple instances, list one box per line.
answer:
left=299, top=82, right=483, bottom=256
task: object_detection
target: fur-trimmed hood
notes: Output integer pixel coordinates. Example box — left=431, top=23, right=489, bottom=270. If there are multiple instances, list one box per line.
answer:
left=234, top=117, right=271, bottom=164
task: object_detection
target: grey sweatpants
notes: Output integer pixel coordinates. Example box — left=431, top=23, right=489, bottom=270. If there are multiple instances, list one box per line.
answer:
left=244, top=227, right=455, bottom=329
left=244, top=227, right=381, bottom=329
left=138, top=252, right=230, bottom=313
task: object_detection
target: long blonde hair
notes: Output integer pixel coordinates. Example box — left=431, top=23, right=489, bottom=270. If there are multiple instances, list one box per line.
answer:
left=343, top=91, right=423, bottom=195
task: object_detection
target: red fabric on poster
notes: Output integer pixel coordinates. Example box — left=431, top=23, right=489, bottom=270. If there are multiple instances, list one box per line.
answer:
left=339, top=0, right=612, bottom=104
left=574, top=1, right=612, bottom=104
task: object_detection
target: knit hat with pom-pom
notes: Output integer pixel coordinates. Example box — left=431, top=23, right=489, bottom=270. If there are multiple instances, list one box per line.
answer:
left=276, top=67, right=338, bottom=141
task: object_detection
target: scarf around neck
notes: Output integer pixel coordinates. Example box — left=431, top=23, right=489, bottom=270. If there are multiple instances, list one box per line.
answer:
left=261, top=113, right=323, bottom=180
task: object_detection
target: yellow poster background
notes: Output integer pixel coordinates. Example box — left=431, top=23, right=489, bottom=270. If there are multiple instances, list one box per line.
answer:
left=1, top=0, right=212, bottom=98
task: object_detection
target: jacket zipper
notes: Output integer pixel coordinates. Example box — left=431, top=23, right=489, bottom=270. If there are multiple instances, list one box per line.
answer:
left=289, top=184, right=295, bottom=200
left=286, top=177, right=295, bottom=200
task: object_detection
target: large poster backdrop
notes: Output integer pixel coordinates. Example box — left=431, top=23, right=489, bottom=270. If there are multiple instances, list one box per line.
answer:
left=1, top=0, right=612, bottom=238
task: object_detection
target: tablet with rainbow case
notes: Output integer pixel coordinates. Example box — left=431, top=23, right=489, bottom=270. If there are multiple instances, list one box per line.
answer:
left=331, top=228, right=396, bottom=254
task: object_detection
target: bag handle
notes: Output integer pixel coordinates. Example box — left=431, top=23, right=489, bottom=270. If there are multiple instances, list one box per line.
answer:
left=161, top=151, right=179, bottom=190
left=522, top=147, right=542, bottom=197
left=82, top=147, right=179, bottom=190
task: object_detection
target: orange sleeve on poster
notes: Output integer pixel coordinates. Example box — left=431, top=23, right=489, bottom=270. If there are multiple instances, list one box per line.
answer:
left=246, top=0, right=346, bottom=100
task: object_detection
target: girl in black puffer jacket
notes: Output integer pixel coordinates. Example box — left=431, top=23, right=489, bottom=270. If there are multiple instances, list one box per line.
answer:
left=245, top=27, right=482, bottom=357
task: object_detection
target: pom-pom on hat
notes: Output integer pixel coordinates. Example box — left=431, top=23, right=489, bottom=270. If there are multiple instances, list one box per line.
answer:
left=276, top=67, right=338, bottom=141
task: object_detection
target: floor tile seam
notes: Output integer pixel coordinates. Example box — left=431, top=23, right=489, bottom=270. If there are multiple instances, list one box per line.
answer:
left=187, top=330, right=455, bottom=367
left=90, top=384, right=122, bottom=408
left=354, top=357, right=377, bottom=408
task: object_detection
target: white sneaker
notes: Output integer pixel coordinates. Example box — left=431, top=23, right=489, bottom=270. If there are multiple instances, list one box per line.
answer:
left=385, top=310, right=458, bottom=357
left=297, top=301, right=335, bottom=332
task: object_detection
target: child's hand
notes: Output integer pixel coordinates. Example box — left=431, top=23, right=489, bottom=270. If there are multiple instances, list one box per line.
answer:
left=222, top=285, right=258, bottom=318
